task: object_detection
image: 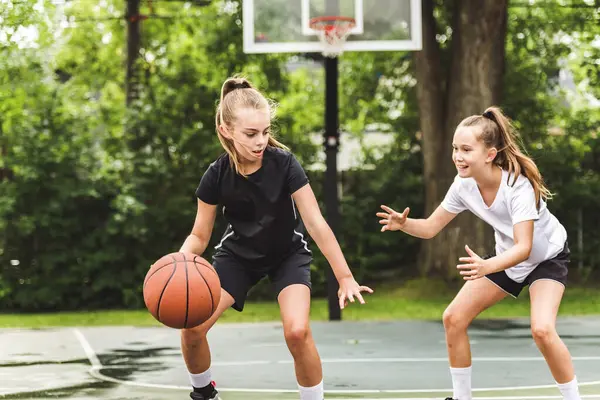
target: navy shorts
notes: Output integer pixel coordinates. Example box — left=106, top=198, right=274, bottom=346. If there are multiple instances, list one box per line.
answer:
left=212, top=250, right=312, bottom=311
left=485, top=242, right=570, bottom=298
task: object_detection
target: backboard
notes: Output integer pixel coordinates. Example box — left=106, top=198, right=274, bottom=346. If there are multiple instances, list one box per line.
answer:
left=243, top=0, right=422, bottom=55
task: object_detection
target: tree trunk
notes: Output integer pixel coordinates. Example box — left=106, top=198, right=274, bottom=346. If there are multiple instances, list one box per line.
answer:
left=125, top=0, right=142, bottom=106
left=0, top=126, right=12, bottom=181
left=414, top=0, right=508, bottom=278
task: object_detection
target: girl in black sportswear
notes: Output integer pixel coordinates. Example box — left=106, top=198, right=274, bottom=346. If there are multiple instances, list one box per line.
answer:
left=180, top=76, right=372, bottom=400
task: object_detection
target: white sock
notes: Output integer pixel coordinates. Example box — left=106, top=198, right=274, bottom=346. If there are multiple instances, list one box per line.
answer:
left=557, top=376, right=581, bottom=400
left=298, top=380, right=324, bottom=400
left=189, top=368, right=212, bottom=389
left=450, top=366, right=472, bottom=400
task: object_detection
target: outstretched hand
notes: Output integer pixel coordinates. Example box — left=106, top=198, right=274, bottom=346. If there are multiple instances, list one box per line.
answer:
left=457, top=245, right=489, bottom=280
left=377, top=205, right=410, bottom=232
left=337, top=276, right=373, bottom=310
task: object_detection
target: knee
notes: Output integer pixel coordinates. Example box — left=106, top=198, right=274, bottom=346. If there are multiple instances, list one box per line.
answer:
left=531, top=323, right=555, bottom=344
left=283, top=324, right=310, bottom=348
left=181, top=323, right=210, bottom=343
left=443, top=308, right=469, bottom=334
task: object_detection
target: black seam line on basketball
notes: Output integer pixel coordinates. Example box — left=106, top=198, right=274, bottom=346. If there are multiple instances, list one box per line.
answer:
left=194, top=263, right=215, bottom=317
left=143, top=262, right=177, bottom=289
left=182, top=253, right=190, bottom=329
left=156, top=258, right=178, bottom=321
left=192, top=256, right=218, bottom=314
left=193, top=256, right=218, bottom=279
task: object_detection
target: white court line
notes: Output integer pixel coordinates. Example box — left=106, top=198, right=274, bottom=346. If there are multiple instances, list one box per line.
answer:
left=72, top=328, right=600, bottom=395
left=440, top=339, right=477, bottom=345
left=213, top=360, right=272, bottom=366
left=250, top=343, right=286, bottom=348
left=72, top=328, right=102, bottom=368
left=0, top=388, right=33, bottom=394
left=273, top=356, right=600, bottom=364
left=334, top=397, right=600, bottom=400
left=208, top=356, right=600, bottom=366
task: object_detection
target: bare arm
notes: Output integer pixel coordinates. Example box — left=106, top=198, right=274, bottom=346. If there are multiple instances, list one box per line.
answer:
left=292, top=185, right=352, bottom=281
left=457, top=220, right=534, bottom=280
left=179, top=199, right=218, bottom=256
left=292, top=184, right=372, bottom=308
left=484, top=220, right=534, bottom=274
left=377, top=204, right=458, bottom=239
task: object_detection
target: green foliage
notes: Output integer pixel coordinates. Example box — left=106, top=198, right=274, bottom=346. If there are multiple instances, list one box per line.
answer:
left=0, top=0, right=598, bottom=311
left=3, top=280, right=600, bottom=327
left=0, top=0, right=321, bottom=310
left=502, top=2, right=600, bottom=279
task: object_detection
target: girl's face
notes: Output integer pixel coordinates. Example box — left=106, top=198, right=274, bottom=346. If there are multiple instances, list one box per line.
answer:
left=224, top=107, right=271, bottom=164
left=452, top=127, right=497, bottom=178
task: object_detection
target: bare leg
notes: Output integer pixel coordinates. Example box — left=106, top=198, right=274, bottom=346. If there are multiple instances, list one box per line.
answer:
left=443, top=278, right=508, bottom=400
left=181, top=289, right=235, bottom=374
left=278, top=284, right=322, bottom=387
left=529, top=280, right=575, bottom=384
left=443, top=278, right=508, bottom=367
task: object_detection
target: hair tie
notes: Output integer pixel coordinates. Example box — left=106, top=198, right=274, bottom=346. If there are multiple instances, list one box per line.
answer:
left=231, top=82, right=249, bottom=90
left=482, top=110, right=495, bottom=121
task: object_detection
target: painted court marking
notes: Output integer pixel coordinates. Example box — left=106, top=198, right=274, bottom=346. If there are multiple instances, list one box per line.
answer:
left=259, top=356, right=600, bottom=365
left=334, top=398, right=600, bottom=400
left=72, top=329, right=600, bottom=396
left=250, top=343, right=286, bottom=348
left=0, top=387, right=33, bottom=395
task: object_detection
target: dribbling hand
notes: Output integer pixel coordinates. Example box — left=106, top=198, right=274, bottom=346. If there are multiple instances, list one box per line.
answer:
left=377, top=205, right=410, bottom=232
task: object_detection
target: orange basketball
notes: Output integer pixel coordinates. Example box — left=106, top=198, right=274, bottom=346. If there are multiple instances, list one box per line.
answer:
left=143, top=252, right=221, bottom=329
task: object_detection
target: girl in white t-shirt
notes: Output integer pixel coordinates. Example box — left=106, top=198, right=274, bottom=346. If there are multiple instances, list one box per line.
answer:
left=377, top=106, right=580, bottom=400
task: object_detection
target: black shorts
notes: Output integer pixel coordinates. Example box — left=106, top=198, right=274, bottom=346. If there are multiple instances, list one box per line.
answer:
left=485, top=242, right=570, bottom=298
left=212, top=251, right=312, bottom=312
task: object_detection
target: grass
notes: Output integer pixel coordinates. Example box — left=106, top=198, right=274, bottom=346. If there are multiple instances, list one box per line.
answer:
left=1, top=279, right=599, bottom=328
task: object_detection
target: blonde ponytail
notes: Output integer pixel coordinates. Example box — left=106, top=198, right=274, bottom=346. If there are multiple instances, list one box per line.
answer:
left=458, top=106, right=552, bottom=208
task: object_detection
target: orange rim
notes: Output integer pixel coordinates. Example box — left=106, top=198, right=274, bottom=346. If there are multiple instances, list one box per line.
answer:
left=309, top=16, right=356, bottom=31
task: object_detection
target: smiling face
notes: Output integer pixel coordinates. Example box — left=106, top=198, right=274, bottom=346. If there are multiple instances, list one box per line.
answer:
left=452, top=126, right=497, bottom=178
left=222, top=107, right=271, bottom=164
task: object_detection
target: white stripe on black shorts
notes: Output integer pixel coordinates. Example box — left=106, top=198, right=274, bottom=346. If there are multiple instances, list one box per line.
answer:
left=484, top=242, right=570, bottom=298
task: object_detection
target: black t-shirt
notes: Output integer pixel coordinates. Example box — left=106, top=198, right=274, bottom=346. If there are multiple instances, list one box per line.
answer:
left=196, top=146, right=311, bottom=264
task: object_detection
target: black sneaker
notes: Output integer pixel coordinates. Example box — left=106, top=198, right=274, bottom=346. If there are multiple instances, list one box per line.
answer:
left=190, top=381, right=220, bottom=400
left=444, top=398, right=457, bottom=400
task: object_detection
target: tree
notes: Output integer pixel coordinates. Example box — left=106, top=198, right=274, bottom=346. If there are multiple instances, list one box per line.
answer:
left=0, top=0, right=324, bottom=311
left=319, top=1, right=599, bottom=281
left=413, top=0, right=508, bottom=277
left=125, top=0, right=142, bottom=105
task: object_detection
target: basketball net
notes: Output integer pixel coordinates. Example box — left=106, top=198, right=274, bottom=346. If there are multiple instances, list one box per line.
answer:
left=309, top=16, right=356, bottom=58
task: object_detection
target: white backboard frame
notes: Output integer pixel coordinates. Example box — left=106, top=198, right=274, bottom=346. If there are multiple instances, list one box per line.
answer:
left=243, top=0, right=423, bottom=54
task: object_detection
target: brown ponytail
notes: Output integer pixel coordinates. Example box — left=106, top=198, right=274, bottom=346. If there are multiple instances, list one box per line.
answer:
left=458, top=106, right=552, bottom=208
left=215, top=75, right=289, bottom=176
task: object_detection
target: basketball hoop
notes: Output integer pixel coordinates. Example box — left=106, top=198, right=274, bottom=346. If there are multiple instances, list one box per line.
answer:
left=309, top=16, right=356, bottom=58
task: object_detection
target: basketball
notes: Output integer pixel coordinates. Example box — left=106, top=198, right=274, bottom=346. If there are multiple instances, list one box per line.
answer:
left=143, top=252, right=221, bottom=329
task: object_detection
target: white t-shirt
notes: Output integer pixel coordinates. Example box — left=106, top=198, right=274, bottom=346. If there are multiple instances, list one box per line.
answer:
left=441, top=169, right=567, bottom=283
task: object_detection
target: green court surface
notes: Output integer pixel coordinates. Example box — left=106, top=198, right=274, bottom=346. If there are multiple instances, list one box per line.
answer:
left=1, top=318, right=600, bottom=399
